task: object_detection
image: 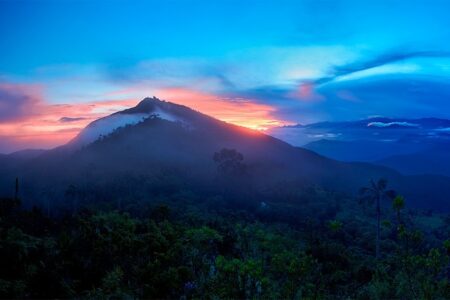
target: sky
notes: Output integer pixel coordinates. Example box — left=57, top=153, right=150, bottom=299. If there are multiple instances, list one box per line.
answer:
left=1, top=0, right=450, bottom=153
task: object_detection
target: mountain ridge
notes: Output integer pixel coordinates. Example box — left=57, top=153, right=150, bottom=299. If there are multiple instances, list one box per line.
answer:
left=275, top=117, right=450, bottom=130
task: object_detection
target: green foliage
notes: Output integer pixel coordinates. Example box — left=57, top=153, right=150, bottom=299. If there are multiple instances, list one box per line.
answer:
left=185, top=226, right=223, bottom=245
left=328, top=219, right=343, bottom=232
left=381, top=219, right=391, bottom=228
left=360, top=179, right=397, bottom=259
left=443, top=239, right=450, bottom=255
left=1, top=184, right=449, bottom=299
left=393, top=195, right=405, bottom=212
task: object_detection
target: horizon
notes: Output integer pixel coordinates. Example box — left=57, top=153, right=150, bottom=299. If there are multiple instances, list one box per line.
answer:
left=2, top=0, right=450, bottom=152
left=2, top=95, right=450, bottom=155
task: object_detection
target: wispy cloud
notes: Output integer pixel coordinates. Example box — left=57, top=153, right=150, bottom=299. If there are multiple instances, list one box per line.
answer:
left=102, top=58, right=236, bottom=92
left=314, top=49, right=450, bottom=85
left=59, top=117, right=86, bottom=123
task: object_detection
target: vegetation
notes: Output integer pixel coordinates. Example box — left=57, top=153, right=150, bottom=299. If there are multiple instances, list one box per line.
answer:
left=359, top=179, right=396, bottom=259
left=0, top=150, right=449, bottom=299
left=1, top=193, right=449, bottom=298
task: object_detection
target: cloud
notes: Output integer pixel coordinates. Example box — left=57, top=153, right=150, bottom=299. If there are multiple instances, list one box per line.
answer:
left=102, top=58, right=235, bottom=92
left=0, top=84, right=141, bottom=153
left=154, top=87, right=287, bottom=130
left=59, top=117, right=87, bottom=123
left=228, top=71, right=450, bottom=124
left=0, top=83, right=43, bottom=122
left=314, top=49, right=450, bottom=85
left=316, top=75, right=450, bottom=120
left=367, top=121, right=419, bottom=128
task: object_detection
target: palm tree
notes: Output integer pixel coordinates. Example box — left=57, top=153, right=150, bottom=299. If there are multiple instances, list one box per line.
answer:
left=360, top=178, right=396, bottom=259
left=392, top=195, right=405, bottom=225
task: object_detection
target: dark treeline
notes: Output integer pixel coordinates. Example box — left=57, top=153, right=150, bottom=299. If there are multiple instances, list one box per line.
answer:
left=0, top=149, right=449, bottom=298
left=1, top=189, right=449, bottom=298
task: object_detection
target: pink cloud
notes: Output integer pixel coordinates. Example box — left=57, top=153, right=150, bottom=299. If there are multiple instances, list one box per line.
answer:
left=290, top=82, right=324, bottom=102
left=0, top=82, right=44, bottom=122
left=0, top=82, right=139, bottom=152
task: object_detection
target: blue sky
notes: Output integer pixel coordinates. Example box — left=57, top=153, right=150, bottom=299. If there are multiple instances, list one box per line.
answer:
left=1, top=0, right=450, bottom=151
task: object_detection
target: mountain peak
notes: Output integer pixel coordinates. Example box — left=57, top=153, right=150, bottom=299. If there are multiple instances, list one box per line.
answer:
left=139, top=96, right=164, bottom=105
left=70, top=97, right=192, bottom=147
left=128, top=96, right=164, bottom=113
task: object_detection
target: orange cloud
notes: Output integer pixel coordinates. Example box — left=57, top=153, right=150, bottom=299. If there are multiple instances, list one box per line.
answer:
left=156, top=87, right=287, bottom=130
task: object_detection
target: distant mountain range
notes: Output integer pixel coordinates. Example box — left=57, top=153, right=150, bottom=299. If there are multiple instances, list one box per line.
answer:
left=1, top=98, right=450, bottom=211
left=268, top=117, right=450, bottom=177
left=278, top=117, right=450, bottom=130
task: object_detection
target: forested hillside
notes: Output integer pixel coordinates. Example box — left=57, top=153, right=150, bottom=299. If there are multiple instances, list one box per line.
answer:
left=1, top=174, right=449, bottom=298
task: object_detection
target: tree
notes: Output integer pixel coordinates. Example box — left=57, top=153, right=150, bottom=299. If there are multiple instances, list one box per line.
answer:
left=392, top=195, right=405, bottom=225
left=359, top=179, right=396, bottom=259
left=213, top=148, right=246, bottom=177
left=328, top=220, right=343, bottom=232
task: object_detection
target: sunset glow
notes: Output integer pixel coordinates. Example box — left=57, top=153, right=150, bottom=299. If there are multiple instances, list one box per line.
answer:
left=156, top=88, right=288, bottom=130
left=0, top=83, right=290, bottom=152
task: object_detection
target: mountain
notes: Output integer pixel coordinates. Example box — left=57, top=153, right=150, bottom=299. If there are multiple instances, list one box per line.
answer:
left=2, top=98, right=450, bottom=211
left=68, top=96, right=191, bottom=148
left=377, top=144, right=450, bottom=177
left=270, top=118, right=450, bottom=178
left=268, top=117, right=450, bottom=148
left=0, top=149, right=46, bottom=170
left=303, top=139, right=430, bottom=162
left=303, top=139, right=450, bottom=177
left=281, top=117, right=450, bottom=131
